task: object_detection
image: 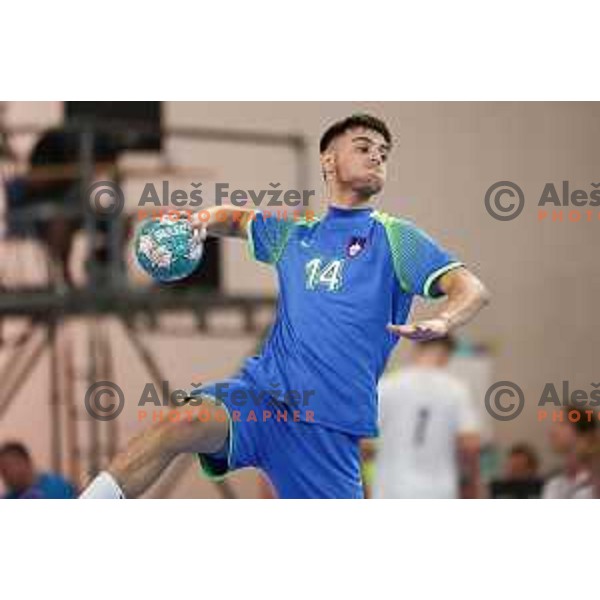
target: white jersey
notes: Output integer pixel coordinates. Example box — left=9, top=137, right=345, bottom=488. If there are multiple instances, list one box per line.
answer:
left=373, top=366, right=480, bottom=499
left=542, top=471, right=594, bottom=499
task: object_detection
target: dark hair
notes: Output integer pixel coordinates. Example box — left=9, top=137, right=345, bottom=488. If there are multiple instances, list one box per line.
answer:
left=564, top=406, right=597, bottom=436
left=319, top=113, right=392, bottom=153
left=415, top=335, right=457, bottom=355
left=509, top=443, right=539, bottom=471
left=0, top=441, right=31, bottom=461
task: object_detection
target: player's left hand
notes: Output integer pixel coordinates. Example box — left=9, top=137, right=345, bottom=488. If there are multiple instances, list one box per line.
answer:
left=386, top=317, right=449, bottom=341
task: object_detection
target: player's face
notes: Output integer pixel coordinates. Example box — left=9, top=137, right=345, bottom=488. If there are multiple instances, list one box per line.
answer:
left=326, top=127, right=389, bottom=199
left=413, top=344, right=450, bottom=367
left=0, top=454, right=32, bottom=491
left=548, top=421, right=577, bottom=455
left=505, top=453, right=534, bottom=480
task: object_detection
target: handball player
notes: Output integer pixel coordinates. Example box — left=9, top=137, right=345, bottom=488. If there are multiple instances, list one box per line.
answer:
left=81, top=114, right=490, bottom=499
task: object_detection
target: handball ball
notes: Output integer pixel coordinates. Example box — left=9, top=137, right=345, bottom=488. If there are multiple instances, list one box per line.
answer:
left=134, top=217, right=204, bottom=282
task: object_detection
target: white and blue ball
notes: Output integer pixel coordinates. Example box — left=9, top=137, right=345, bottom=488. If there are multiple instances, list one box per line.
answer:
left=134, top=217, right=204, bottom=282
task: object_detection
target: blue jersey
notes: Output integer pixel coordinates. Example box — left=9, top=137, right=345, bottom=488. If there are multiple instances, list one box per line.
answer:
left=4, top=472, right=77, bottom=499
left=239, top=205, right=462, bottom=437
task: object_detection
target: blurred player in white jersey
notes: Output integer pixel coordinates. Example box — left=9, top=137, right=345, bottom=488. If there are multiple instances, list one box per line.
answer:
left=373, top=336, right=481, bottom=499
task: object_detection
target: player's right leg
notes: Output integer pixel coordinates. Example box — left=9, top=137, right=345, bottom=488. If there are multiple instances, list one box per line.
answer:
left=80, top=395, right=228, bottom=499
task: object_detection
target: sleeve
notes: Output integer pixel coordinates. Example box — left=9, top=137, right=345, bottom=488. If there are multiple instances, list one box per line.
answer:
left=383, top=215, right=463, bottom=298
left=454, top=381, right=481, bottom=435
left=541, top=477, right=561, bottom=499
left=246, top=211, right=296, bottom=265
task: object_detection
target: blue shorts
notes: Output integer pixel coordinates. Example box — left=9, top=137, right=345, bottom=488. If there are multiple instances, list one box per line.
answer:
left=189, top=377, right=364, bottom=499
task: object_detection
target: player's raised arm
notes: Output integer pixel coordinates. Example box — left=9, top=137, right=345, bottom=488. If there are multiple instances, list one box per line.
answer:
left=435, top=267, right=490, bottom=330
left=387, top=267, right=490, bottom=340
left=193, top=206, right=257, bottom=240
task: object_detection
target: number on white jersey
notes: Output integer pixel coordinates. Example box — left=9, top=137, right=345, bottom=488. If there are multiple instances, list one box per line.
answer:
left=413, top=407, right=431, bottom=446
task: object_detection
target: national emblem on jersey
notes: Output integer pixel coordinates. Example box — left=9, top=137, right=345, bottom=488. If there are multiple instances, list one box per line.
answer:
left=346, top=236, right=367, bottom=258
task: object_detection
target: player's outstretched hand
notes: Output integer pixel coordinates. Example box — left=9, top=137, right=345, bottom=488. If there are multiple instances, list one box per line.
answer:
left=386, top=318, right=449, bottom=341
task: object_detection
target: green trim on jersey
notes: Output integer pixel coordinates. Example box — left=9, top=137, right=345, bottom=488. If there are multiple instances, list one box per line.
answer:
left=371, top=210, right=412, bottom=293
left=296, top=214, right=321, bottom=228
left=246, top=211, right=322, bottom=265
left=372, top=210, right=462, bottom=298
left=245, top=216, right=257, bottom=262
left=423, top=261, right=464, bottom=298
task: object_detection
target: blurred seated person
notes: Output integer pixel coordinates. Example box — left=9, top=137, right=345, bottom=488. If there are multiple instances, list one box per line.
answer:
left=4, top=127, right=120, bottom=287
left=489, top=443, right=543, bottom=499
left=590, top=436, right=600, bottom=499
left=542, top=407, right=597, bottom=499
left=0, top=441, right=77, bottom=499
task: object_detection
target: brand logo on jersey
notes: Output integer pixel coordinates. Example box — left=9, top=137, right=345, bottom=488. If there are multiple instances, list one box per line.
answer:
left=346, top=236, right=367, bottom=258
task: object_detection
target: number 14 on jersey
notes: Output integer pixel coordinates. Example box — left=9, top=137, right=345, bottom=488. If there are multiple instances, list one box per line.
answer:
left=305, top=258, right=344, bottom=292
